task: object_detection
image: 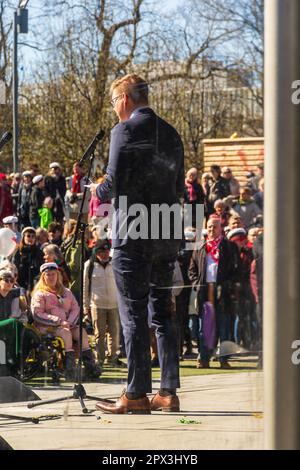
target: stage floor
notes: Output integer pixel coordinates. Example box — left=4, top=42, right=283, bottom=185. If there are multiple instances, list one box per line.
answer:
left=0, top=371, right=263, bottom=450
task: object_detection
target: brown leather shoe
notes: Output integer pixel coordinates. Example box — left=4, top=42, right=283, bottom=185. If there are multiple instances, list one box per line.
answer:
left=96, top=391, right=151, bottom=414
left=150, top=392, right=180, bottom=412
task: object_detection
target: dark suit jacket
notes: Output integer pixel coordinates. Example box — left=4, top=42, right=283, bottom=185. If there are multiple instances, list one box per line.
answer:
left=96, top=107, right=185, bottom=248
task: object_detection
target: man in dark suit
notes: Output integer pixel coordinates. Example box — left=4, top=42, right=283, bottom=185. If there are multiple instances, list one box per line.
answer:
left=90, top=74, right=184, bottom=414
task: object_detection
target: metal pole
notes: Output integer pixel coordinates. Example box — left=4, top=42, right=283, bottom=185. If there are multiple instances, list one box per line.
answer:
left=13, top=11, right=19, bottom=173
left=264, top=0, right=300, bottom=450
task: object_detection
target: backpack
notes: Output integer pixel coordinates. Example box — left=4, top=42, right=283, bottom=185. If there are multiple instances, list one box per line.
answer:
left=63, top=239, right=82, bottom=294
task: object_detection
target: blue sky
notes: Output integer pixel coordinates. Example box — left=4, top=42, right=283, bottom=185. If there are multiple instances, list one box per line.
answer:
left=161, top=0, right=181, bottom=10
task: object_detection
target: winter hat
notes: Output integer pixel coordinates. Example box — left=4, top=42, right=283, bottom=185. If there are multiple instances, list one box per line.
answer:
left=40, top=262, right=58, bottom=273
left=32, top=174, right=43, bottom=184
left=3, top=216, right=18, bottom=225
left=227, top=228, right=247, bottom=240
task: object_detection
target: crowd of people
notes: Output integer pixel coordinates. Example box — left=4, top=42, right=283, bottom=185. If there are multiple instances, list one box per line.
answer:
left=182, top=163, right=264, bottom=368
left=0, top=159, right=264, bottom=381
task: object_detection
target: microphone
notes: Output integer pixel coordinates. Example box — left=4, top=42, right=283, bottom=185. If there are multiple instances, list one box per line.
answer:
left=0, top=131, right=12, bottom=152
left=79, top=130, right=105, bottom=164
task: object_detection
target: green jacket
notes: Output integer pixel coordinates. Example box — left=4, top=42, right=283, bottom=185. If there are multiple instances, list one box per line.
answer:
left=38, top=207, right=53, bottom=229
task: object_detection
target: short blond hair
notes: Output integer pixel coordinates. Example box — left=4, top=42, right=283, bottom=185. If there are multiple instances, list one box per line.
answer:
left=110, top=74, right=149, bottom=104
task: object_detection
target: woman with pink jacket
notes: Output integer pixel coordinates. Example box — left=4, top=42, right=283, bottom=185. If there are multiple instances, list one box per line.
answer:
left=31, top=262, right=101, bottom=380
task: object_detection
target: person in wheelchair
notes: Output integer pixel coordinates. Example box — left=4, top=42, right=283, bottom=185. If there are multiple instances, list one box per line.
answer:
left=0, top=270, right=28, bottom=375
left=31, top=262, right=101, bottom=380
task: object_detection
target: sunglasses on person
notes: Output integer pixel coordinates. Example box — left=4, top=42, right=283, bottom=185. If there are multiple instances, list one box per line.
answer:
left=0, top=277, right=14, bottom=284
left=24, top=232, right=36, bottom=238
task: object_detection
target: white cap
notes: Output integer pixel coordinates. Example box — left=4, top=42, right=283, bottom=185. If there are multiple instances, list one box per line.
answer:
left=49, top=162, right=61, bottom=169
left=3, top=216, right=18, bottom=224
left=21, top=226, right=36, bottom=236
left=40, top=262, right=58, bottom=273
left=22, top=170, right=32, bottom=177
left=227, top=228, right=247, bottom=240
left=32, top=174, right=44, bottom=184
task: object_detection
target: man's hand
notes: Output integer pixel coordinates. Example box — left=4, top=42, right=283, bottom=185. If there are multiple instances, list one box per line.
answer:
left=90, top=183, right=99, bottom=197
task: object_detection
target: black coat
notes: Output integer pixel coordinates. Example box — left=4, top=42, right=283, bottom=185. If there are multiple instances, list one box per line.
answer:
left=0, top=288, right=20, bottom=321
left=13, top=245, right=44, bottom=292
left=188, top=237, right=240, bottom=313
left=207, top=177, right=230, bottom=214
left=44, top=174, right=66, bottom=222
left=17, top=183, right=32, bottom=222
left=96, top=107, right=185, bottom=250
left=29, top=186, right=46, bottom=220
left=177, top=244, right=193, bottom=285
left=252, top=233, right=263, bottom=301
left=184, top=181, right=206, bottom=227
left=183, top=181, right=205, bottom=205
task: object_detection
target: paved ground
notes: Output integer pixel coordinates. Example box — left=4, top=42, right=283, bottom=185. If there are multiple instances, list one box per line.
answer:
left=0, top=371, right=263, bottom=450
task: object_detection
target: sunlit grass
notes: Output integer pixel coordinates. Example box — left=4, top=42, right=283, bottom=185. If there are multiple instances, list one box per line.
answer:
left=25, top=357, right=259, bottom=387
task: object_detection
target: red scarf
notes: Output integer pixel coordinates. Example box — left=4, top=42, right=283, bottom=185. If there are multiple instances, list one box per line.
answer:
left=72, top=173, right=83, bottom=194
left=205, top=236, right=222, bottom=262
left=185, top=180, right=197, bottom=202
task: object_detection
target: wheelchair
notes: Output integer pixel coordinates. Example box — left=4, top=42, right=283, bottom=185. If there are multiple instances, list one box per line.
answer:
left=17, top=323, right=66, bottom=384
left=1, top=315, right=97, bottom=383
left=17, top=322, right=97, bottom=383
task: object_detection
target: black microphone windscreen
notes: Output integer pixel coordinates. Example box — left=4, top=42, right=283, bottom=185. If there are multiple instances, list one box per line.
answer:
left=0, top=131, right=12, bottom=151
left=0, top=131, right=12, bottom=143
left=96, top=130, right=105, bottom=141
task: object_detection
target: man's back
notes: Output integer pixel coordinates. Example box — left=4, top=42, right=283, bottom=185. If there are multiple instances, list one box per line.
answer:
left=99, top=107, right=185, bottom=247
left=112, top=107, right=184, bottom=206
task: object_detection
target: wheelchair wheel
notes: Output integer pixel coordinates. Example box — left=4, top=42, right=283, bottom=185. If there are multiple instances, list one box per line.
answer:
left=18, top=325, right=43, bottom=381
left=43, top=335, right=66, bottom=384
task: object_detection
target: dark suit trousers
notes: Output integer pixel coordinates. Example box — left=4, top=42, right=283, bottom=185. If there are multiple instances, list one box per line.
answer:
left=112, top=241, right=180, bottom=394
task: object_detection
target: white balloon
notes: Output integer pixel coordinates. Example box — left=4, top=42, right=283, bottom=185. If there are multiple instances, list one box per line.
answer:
left=0, top=228, right=17, bottom=257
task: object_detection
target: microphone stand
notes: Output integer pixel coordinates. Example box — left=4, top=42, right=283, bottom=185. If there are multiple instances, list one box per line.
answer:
left=27, top=149, right=104, bottom=414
